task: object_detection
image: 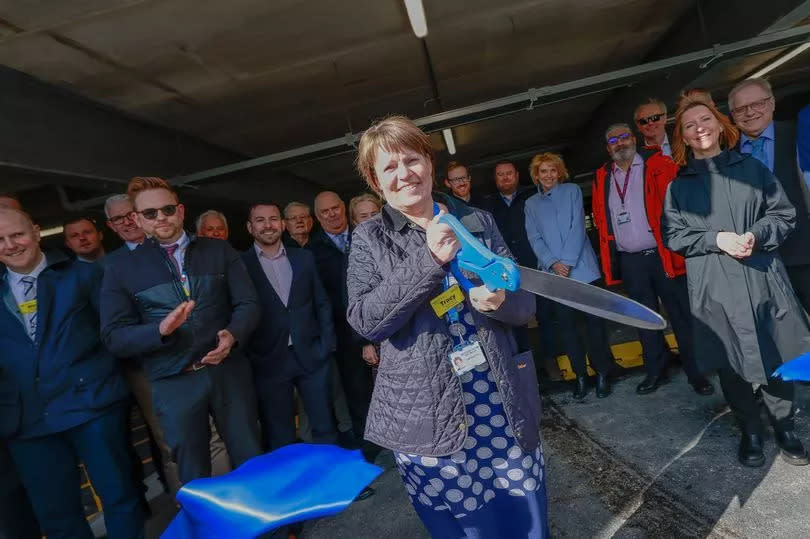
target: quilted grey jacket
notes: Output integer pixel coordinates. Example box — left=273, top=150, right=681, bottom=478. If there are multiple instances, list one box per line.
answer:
left=347, top=201, right=540, bottom=456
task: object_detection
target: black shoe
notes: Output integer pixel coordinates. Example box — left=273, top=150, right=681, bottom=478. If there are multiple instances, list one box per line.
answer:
left=738, top=432, right=765, bottom=467
left=596, top=373, right=611, bottom=398
left=774, top=430, right=809, bottom=466
left=689, top=377, right=715, bottom=396
left=572, top=376, right=587, bottom=400
left=636, top=374, right=666, bottom=395
left=354, top=486, right=375, bottom=501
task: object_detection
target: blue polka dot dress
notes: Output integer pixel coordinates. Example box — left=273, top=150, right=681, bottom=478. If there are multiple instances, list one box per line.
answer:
left=394, top=289, right=549, bottom=538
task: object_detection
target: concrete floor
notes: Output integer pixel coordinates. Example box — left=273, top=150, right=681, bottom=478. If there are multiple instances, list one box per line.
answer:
left=133, top=367, right=810, bottom=538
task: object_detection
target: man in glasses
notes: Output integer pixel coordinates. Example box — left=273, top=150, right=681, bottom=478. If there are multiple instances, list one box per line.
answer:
left=729, top=78, right=810, bottom=313
left=282, top=201, right=314, bottom=247
left=443, top=160, right=476, bottom=205
left=196, top=210, right=229, bottom=241
left=634, top=98, right=671, bottom=157
left=592, top=124, right=713, bottom=396
left=100, top=177, right=262, bottom=487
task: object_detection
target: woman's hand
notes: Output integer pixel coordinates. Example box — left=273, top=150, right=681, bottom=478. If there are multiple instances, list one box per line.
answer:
left=469, top=286, right=506, bottom=312
left=426, top=212, right=460, bottom=265
left=716, top=231, right=754, bottom=259
left=361, top=343, right=379, bottom=366
left=551, top=261, right=570, bottom=277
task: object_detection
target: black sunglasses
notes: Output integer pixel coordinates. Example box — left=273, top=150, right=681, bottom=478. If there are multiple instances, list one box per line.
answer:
left=607, top=132, right=632, bottom=145
left=136, top=204, right=179, bottom=220
left=637, top=113, right=664, bottom=126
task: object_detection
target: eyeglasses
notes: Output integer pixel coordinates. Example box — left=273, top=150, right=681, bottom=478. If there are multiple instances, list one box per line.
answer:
left=108, top=212, right=134, bottom=225
left=636, top=113, right=664, bottom=126
left=447, top=175, right=471, bottom=184
left=136, top=204, right=179, bottom=220
left=607, top=132, right=632, bottom=145
left=731, top=97, right=772, bottom=116
left=285, top=215, right=310, bottom=222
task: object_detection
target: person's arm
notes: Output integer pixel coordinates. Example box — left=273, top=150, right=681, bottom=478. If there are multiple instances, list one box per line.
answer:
left=747, top=165, right=797, bottom=251
left=346, top=226, right=446, bottom=343
left=100, top=260, right=172, bottom=357
left=558, top=185, right=588, bottom=268
left=524, top=199, right=556, bottom=270
left=660, top=182, right=723, bottom=257
left=308, top=251, right=336, bottom=356
left=222, top=244, right=261, bottom=346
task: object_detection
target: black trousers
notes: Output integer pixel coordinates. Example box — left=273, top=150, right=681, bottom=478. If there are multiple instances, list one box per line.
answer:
left=335, top=331, right=373, bottom=438
left=0, top=442, right=39, bottom=539
left=151, top=357, right=262, bottom=484
left=619, top=250, right=701, bottom=380
left=554, top=280, right=613, bottom=377
left=717, top=366, right=795, bottom=434
left=255, top=349, right=338, bottom=450
left=786, top=263, right=810, bottom=314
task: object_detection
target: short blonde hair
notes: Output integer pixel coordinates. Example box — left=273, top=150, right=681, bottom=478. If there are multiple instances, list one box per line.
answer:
left=127, top=176, right=177, bottom=209
left=356, top=115, right=435, bottom=196
left=728, top=77, right=773, bottom=109
left=529, top=152, right=569, bottom=184
left=349, top=193, right=383, bottom=222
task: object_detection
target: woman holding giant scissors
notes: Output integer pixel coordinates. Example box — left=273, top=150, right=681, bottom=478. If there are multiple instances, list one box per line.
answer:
left=347, top=115, right=549, bottom=538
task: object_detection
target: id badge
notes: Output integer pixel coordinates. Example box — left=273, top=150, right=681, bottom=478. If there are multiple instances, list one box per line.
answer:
left=449, top=341, right=487, bottom=376
left=18, top=299, right=37, bottom=315
left=430, top=284, right=464, bottom=318
left=617, top=211, right=631, bottom=225
left=180, top=272, right=191, bottom=298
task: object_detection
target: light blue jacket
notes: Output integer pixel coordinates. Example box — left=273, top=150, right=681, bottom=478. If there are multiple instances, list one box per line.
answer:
left=524, top=183, right=602, bottom=284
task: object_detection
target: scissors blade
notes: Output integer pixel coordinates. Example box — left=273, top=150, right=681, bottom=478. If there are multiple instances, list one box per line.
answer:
left=517, top=266, right=667, bottom=330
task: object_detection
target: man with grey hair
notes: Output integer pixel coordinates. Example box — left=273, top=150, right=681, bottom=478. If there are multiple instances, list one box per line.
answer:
left=282, top=201, right=314, bottom=247
left=634, top=97, right=671, bottom=156
left=591, top=123, right=712, bottom=396
left=729, top=77, right=810, bottom=313
left=196, top=210, right=229, bottom=241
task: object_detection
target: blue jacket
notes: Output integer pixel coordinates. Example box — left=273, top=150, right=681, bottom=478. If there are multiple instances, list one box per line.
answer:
left=100, top=235, right=260, bottom=381
left=242, top=246, right=335, bottom=378
left=0, top=250, right=128, bottom=439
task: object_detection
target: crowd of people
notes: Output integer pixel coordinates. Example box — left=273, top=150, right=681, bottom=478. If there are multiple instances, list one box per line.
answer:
left=0, top=75, right=809, bottom=538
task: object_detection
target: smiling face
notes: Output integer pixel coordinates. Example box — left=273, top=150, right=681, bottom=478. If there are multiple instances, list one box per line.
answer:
left=730, top=83, right=774, bottom=138
left=64, top=219, right=103, bottom=259
left=106, top=198, right=144, bottom=244
left=635, top=103, right=667, bottom=144
left=373, top=146, right=434, bottom=214
left=133, top=188, right=185, bottom=244
left=494, top=163, right=519, bottom=196
left=352, top=200, right=381, bottom=225
left=198, top=214, right=228, bottom=240
left=606, top=126, right=637, bottom=164
left=248, top=204, right=285, bottom=247
left=536, top=161, right=560, bottom=192
left=680, top=104, right=722, bottom=159
left=0, top=209, right=42, bottom=274
left=444, top=165, right=471, bottom=199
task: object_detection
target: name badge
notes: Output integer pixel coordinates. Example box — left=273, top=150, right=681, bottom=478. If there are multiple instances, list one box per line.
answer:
left=18, top=299, right=37, bottom=315
left=617, top=211, right=631, bottom=225
left=430, top=284, right=464, bottom=318
left=180, top=272, right=191, bottom=298
left=449, top=341, right=487, bottom=376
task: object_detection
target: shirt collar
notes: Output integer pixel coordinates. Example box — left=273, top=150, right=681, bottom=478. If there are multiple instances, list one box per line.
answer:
left=7, top=251, right=48, bottom=284
left=741, top=121, right=775, bottom=146
left=325, top=228, right=348, bottom=241
left=612, top=153, right=643, bottom=175
left=254, top=242, right=287, bottom=261
left=125, top=241, right=140, bottom=251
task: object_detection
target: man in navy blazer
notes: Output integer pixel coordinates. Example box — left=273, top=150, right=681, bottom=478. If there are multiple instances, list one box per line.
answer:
left=0, top=208, right=142, bottom=538
left=243, top=203, right=338, bottom=449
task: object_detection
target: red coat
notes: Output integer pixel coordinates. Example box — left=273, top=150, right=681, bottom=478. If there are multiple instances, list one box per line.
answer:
left=591, top=147, right=685, bottom=286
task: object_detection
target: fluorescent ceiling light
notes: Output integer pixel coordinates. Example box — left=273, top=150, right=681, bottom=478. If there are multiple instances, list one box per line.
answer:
left=40, top=225, right=64, bottom=237
left=749, top=42, right=810, bottom=79
left=442, top=128, right=456, bottom=155
left=404, top=0, right=428, bottom=38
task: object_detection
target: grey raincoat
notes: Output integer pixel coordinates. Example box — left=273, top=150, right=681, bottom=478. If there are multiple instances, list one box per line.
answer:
left=661, top=149, right=810, bottom=384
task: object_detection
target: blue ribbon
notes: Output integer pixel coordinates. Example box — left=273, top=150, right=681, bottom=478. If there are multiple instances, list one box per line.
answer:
left=773, top=351, right=810, bottom=381
left=162, top=444, right=382, bottom=539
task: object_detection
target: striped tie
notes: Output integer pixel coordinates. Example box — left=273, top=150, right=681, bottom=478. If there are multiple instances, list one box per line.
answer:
left=20, top=276, right=37, bottom=340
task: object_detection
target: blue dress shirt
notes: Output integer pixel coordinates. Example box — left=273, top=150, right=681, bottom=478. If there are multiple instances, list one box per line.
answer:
left=740, top=121, right=775, bottom=172
left=524, top=183, right=601, bottom=284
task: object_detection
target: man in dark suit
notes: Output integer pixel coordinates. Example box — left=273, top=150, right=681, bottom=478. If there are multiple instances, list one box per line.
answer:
left=0, top=207, right=143, bottom=538
left=101, top=177, right=262, bottom=485
left=729, top=78, right=810, bottom=312
left=308, top=191, right=373, bottom=444
left=243, top=202, right=337, bottom=449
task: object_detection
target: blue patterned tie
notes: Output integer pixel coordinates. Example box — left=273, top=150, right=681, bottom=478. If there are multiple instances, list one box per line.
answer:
left=20, top=276, right=37, bottom=340
left=335, top=233, right=346, bottom=253
left=751, top=137, right=767, bottom=167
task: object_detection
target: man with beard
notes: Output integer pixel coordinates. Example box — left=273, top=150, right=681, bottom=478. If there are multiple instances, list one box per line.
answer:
left=592, top=124, right=713, bottom=396
left=242, top=203, right=338, bottom=450
left=729, top=78, right=810, bottom=313
left=443, top=161, right=476, bottom=205
left=63, top=216, right=106, bottom=262
left=100, top=177, right=262, bottom=486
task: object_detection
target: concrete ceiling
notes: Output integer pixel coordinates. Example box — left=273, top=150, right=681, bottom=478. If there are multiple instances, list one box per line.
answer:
left=0, top=0, right=809, bottom=219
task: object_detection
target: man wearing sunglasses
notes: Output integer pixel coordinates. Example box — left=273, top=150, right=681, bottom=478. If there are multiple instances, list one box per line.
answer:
left=100, top=177, right=262, bottom=487
left=634, top=98, right=671, bottom=157
left=729, top=78, right=810, bottom=314
left=592, top=124, right=713, bottom=396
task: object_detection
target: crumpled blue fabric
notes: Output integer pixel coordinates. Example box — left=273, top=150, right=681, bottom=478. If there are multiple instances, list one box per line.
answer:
left=773, top=352, right=810, bottom=381
left=161, top=444, right=382, bottom=539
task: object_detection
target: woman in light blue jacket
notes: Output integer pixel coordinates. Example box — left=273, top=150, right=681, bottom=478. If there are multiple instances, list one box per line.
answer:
left=524, top=153, right=613, bottom=399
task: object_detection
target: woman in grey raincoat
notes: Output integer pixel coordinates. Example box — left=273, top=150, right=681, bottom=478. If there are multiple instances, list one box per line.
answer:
left=662, top=93, right=810, bottom=468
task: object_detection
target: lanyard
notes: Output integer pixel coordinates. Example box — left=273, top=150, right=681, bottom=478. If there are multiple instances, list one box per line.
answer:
left=612, top=164, right=632, bottom=205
